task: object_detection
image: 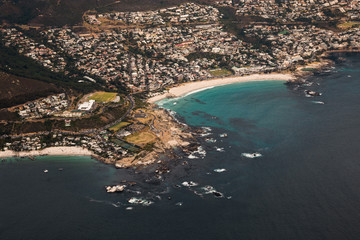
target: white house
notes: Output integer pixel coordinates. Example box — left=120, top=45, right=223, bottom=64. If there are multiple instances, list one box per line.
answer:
left=78, top=100, right=95, bottom=111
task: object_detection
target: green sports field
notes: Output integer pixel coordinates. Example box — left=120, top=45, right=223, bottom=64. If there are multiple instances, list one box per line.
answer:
left=109, top=122, right=131, bottom=132
left=209, top=69, right=232, bottom=77
left=89, top=92, right=117, bottom=103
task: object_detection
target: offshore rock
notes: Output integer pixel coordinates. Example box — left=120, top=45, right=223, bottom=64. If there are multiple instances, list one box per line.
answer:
left=105, top=185, right=126, bottom=193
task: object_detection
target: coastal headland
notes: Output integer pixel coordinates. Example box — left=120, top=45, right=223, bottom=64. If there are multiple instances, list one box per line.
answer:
left=0, top=106, right=199, bottom=169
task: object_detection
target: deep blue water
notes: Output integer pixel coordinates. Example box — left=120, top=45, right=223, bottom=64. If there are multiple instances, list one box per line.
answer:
left=1, top=53, right=360, bottom=240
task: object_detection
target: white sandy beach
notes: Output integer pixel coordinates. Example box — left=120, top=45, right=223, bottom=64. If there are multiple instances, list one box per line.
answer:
left=0, top=146, right=93, bottom=158
left=148, top=73, right=295, bottom=103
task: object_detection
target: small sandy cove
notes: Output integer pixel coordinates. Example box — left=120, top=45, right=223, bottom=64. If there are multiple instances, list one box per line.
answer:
left=148, top=73, right=295, bottom=103
left=0, top=147, right=93, bottom=158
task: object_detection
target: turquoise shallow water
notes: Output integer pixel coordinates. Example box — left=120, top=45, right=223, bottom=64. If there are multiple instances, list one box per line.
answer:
left=159, top=80, right=300, bottom=149
left=1, top=53, right=360, bottom=240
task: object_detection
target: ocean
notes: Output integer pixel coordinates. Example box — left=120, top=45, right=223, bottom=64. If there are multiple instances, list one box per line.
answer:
left=1, top=53, right=360, bottom=240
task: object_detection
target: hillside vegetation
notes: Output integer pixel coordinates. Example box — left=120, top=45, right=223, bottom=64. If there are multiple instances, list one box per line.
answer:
left=0, top=0, right=194, bottom=26
left=0, top=71, right=60, bottom=109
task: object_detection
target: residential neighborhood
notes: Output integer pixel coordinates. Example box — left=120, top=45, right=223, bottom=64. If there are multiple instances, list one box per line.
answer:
left=15, top=93, right=69, bottom=119
left=1, top=2, right=360, bottom=94
left=1, top=28, right=67, bottom=72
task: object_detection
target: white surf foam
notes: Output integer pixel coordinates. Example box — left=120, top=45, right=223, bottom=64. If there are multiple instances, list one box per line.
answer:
left=188, top=146, right=206, bottom=159
left=215, top=147, right=225, bottom=152
left=205, top=138, right=216, bottom=143
left=183, top=86, right=215, bottom=97
left=241, top=152, right=263, bottom=158
left=312, top=101, right=325, bottom=104
left=128, top=197, right=154, bottom=206
left=182, top=181, right=199, bottom=187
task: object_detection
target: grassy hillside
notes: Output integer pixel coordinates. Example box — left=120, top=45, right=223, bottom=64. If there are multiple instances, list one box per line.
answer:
left=0, top=71, right=60, bottom=109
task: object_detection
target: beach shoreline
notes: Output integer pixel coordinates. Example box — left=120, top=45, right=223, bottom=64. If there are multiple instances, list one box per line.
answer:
left=147, top=55, right=342, bottom=104
left=147, top=73, right=295, bottom=103
left=0, top=57, right=339, bottom=163
left=0, top=146, right=94, bottom=158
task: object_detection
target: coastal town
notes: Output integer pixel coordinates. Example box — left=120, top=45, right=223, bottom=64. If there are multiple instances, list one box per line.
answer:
left=0, top=90, right=199, bottom=168
left=2, top=1, right=360, bottom=91
left=0, top=0, right=360, bottom=167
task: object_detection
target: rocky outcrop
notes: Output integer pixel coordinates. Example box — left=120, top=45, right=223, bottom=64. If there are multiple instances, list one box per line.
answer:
left=105, top=185, right=126, bottom=193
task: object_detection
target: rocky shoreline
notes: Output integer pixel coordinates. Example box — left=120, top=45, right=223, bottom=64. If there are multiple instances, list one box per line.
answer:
left=290, top=50, right=360, bottom=84
left=113, top=106, right=201, bottom=169
left=291, top=58, right=335, bottom=83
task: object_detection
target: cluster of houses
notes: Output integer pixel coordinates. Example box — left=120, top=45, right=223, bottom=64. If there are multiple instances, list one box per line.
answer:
left=269, top=27, right=360, bottom=66
left=88, top=3, right=219, bottom=26
left=1, top=131, right=130, bottom=161
left=0, top=2, right=360, bottom=93
left=93, top=10, right=164, bottom=25
left=238, top=23, right=360, bottom=67
left=16, top=93, right=69, bottom=119
left=39, top=21, right=274, bottom=90
left=40, top=26, right=216, bottom=91
left=85, top=15, right=102, bottom=25
left=219, top=0, right=360, bottom=22
left=0, top=28, right=66, bottom=72
left=3, top=136, right=44, bottom=151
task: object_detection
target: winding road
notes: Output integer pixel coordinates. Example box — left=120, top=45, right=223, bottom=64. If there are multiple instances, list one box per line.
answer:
left=100, top=94, right=135, bottom=132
